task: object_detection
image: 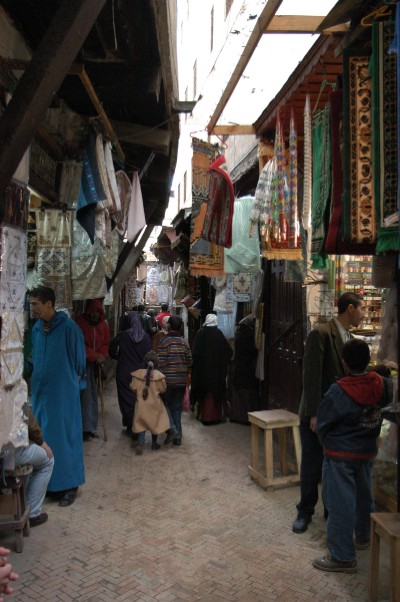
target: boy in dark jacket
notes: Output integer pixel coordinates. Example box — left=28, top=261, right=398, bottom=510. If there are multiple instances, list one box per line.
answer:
left=313, top=338, right=392, bottom=574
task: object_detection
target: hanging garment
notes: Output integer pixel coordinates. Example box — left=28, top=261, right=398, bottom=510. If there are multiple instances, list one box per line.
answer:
left=202, top=154, right=235, bottom=248
left=71, top=220, right=107, bottom=300
left=389, top=2, right=400, bottom=246
left=59, top=160, right=83, bottom=208
left=1, top=181, right=29, bottom=230
left=77, top=151, right=99, bottom=244
left=225, top=196, right=261, bottom=273
left=371, top=20, right=400, bottom=252
left=302, top=94, right=312, bottom=231
left=311, top=103, right=331, bottom=268
left=342, top=47, right=376, bottom=245
left=115, top=170, right=132, bottom=236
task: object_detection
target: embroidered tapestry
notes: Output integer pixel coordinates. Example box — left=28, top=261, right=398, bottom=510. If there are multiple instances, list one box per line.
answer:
left=36, top=209, right=72, bottom=247
left=36, top=248, right=72, bottom=309
left=59, top=161, right=83, bottom=208
left=0, top=226, right=27, bottom=313
left=71, top=220, right=107, bottom=300
left=372, top=20, right=399, bottom=252
left=226, top=273, right=253, bottom=303
left=311, top=103, right=331, bottom=267
left=189, top=138, right=224, bottom=277
left=0, top=379, right=28, bottom=448
left=1, top=181, right=29, bottom=230
left=342, top=48, right=376, bottom=244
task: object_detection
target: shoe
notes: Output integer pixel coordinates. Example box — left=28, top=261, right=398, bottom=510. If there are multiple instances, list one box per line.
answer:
left=90, top=431, right=99, bottom=439
left=173, top=439, right=182, bottom=446
left=354, top=539, right=370, bottom=550
left=58, top=488, right=78, bottom=507
left=29, top=512, right=48, bottom=527
left=312, top=555, right=357, bottom=574
left=151, top=442, right=161, bottom=451
left=292, top=515, right=311, bottom=533
left=135, top=442, right=144, bottom=455
left=164, top=429, right=179, bottom=445
left=83, top=432, right=92, bottom=441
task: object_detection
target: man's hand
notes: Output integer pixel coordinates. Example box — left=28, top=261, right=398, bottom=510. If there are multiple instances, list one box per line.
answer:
left=0, top=548, right=18, bottom=600
left=309, top=416, right=317, bottom=433
left=96, top=354, right=106, bottom=364
left=42, top=441, right=53, bottom=459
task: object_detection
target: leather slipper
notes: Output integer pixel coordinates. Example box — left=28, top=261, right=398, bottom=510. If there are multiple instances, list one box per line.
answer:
left=58, top=489, right=77, bottom=507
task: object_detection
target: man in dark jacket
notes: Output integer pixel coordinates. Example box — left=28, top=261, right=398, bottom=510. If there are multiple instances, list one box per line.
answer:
left=313, top=338, right=391, bottom=573
left=292, top=292, right=365, bottom=534
left=77, top=299, right=110, bottom=440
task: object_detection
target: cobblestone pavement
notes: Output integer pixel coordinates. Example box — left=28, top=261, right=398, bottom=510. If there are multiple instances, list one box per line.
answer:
left=1, top=380, right=390, bottom=601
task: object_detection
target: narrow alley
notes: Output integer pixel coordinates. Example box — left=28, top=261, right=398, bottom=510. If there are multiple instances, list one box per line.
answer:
left=3, top=381, right=390, bottom=602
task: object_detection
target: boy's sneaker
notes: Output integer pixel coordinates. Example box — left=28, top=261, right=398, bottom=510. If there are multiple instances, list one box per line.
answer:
left=312, top=555, right=357, bottom=573
left=354, top=539, right=370, bottom=550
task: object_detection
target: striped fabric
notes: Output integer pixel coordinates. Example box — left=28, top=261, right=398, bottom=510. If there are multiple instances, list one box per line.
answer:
left=158, top=333, right=192, bottom=387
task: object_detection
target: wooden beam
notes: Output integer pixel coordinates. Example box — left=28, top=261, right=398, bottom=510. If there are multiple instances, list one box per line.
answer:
left=110, top=120, right=170, bottom=155
left=265, top=15, right=348, bottom=34
left=0, top=0, right=107, bottom=196
left=207, top=0, right=284, bottom=133
left=77, top=66, right=125, bottom=161
left=213, top=125, right=255, bottom=136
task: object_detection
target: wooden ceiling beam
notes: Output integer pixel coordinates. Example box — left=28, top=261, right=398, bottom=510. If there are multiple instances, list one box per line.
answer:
left=111, top=120, right=171, bottom=155
left=207, top=0, right=285, bottom=133
left=265, top=15, right=348, bottom=34
left=213, top=125, right=255, bottom=136
left=0, top=0, right=107, bottom=196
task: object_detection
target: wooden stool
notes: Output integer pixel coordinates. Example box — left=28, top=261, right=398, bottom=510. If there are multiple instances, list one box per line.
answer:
left=247, top=409, right=301, bottom=490
left=368, top=512, right=400, bottom=602
left=0, top=465, right=32, bottom=552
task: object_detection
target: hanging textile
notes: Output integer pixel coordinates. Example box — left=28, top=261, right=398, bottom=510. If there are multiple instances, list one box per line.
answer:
left=95, top=133, right=114, bottom=210
left=1, top=181, right=29, bottom=230
left=225, top=196, right=261, bottom=273
left=104, top=141, right=122, bottom=223
left=371, top=20, right=400, bottom=252
left=35, top=209, right=73, bottom=309
left=126, top=171, right=146, bottom=243
left=77, top=150, right=99, bottom=244
left=252, top=113, right=301, bottom=260
left=302, top=94, right=312, bottom=231
left=311, top=103, right=331, bottom=268
left=342, top=47, right=376, bottom=245
left=145, top=264, right=160, bottom=305
left=125, top=272, right=141, bottom=309
left=226, top=273, right=253, bottom=302
left=59, top=161, right=83, bottom=208
left=288, top=108, right=299, bottom=249
left=0, top=380, right=28, bottom=448
left=389, top=3, right=400, bottom=246
left=201, top=154, right=235, bottom=248
left=0, top=226, right=27, bottom=314
left=189, top=138, right=224, bottom=277
left=71, top=220, right=107, bottom=300
left=115, top=170, right=132, bottom=237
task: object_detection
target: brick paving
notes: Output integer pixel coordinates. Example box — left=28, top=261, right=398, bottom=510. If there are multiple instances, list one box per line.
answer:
left=1, top=380, right=391, bottom=601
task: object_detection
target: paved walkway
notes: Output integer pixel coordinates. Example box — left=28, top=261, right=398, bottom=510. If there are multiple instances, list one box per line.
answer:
left=2, top=381, right=390, bottom=601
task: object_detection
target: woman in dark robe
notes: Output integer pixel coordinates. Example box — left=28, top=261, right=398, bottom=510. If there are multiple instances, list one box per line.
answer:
left=116, top=311, right=152, bottom=435
left=229, top=315, right=261, bottom=424
left=191, top=314, right=232, bottom=424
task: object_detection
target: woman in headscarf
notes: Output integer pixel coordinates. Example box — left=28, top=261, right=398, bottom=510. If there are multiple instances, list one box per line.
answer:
left=116, top=311, right=152, bottom=435
left=191, top=313, right=232, bottom=424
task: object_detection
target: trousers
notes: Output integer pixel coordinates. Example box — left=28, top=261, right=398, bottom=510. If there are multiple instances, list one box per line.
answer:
left=15, top=443, right=54, bottom=518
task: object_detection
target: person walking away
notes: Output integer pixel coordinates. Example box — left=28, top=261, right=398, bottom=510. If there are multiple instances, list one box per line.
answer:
left=152, top=315, right=170, bottom=353
left=313, top=338, right=392, bottom=573
left=147, top=309, right=159, bottom=335
left=156, top=303, right=172, bottom=328
left=116, top=311, right=152, bottom=436
left=191, top=313, right=232, bottom=423
left=158, top=315, right=192, bottom=446
left=292, top=292, right=365, bottom=533
left=77, top=299, right=110, bottom=440
left=131, top=351, right=171, bottom=455
left=14, top=407, right=54, bottom=527
left=29, top=286, right=86, bottom=507
left=136, top=304, right=154, bottom=338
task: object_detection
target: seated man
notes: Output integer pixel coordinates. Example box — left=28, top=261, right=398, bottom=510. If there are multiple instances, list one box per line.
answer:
left=14, top=407, right=54, bottom=527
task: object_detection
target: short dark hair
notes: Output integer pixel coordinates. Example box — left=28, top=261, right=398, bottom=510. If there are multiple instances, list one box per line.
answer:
left=338, top=292, right=363, bottom=314
left=29, top=286, right=55, bottom=307
left=169, top=315, right=182, bottom=332
left=137, top=304, right=145, bottom=312
left=342, top=338, right=370, bottom=372
left=161, top=303, right=169, bottom=312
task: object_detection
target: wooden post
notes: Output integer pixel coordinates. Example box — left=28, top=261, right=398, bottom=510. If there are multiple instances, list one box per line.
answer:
left=0, top=0, right=107, bottom=197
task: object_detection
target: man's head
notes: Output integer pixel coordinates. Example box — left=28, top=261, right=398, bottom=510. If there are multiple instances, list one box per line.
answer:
left=342, top=338, right=370, bottom=374
left=337, top=292, right=365, bottom=329
left=29, top=286, right=56, bottom=321
left=161, top=303, right=169, bottom=312
left=168, top=315, right=182, bottom=333
left=85, top=299, right=104, bottom=325
left=137, top=304, right=145, bottom=313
